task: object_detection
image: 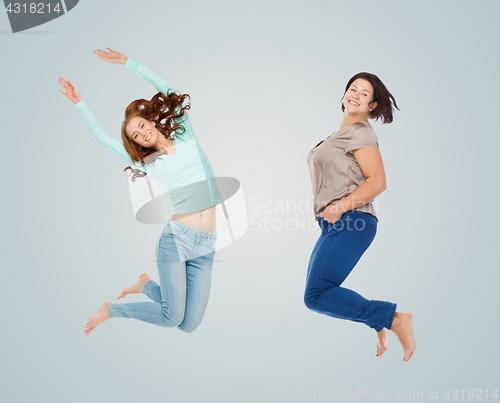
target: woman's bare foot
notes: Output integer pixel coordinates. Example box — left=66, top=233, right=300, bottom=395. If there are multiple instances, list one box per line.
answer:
left=116, top=273, right=151, bottom=300
left=85, top=302, right=111, bottom=335
left=376, top=327, right=389, bottom=357
left=390, top=312, right=416, bottom=362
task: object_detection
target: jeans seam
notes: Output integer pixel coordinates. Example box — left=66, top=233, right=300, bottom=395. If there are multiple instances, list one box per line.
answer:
left=311, top=299, right=391, bottom=322
left=359, top=224, right=376, bottom=244
left=388, top=302, right=397, bottom=329
left=359, top=230, right=371, bottom=244
left=187, top=239, right=216, bottom=260
left=308, top=232, right=341, bottom=304
left=156, top=238, right=172, bottom=320
left=306, top=232, right=324, bottom=283
left=110, top=305, right=166, bottom=317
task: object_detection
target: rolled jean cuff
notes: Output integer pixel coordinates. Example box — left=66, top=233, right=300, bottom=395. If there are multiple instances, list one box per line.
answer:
left=142, top=279, right=154, bottom=296
left=386, top=302, right=397, bottom=330
left=367, top=301, right=397, bottom=330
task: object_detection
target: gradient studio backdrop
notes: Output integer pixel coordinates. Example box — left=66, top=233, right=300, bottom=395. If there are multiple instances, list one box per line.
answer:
left=1, top=0, right=499, bottom=402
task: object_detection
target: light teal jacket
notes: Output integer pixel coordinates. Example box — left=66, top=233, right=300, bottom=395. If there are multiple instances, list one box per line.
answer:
left=75, top=58, right=222, bottom=215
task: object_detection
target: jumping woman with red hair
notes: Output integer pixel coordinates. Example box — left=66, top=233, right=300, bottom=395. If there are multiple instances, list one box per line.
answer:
left=59, top=48, right=222, bottom=335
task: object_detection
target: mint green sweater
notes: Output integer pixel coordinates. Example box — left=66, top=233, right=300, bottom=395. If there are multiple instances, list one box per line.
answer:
left=75, top=58, right=222, bottom=214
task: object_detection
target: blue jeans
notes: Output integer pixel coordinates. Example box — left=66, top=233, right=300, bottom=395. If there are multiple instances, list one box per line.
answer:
left=109, top=220, right=217, bottom=333
left=304, top=210, right=396, bottom=332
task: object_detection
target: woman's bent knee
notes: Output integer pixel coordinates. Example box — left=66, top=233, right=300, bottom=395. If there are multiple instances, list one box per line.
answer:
left=159, top=309, right=184, bottom=328
left=176, top=321, right=201, bottom=333
left=304, top=291, right=318, bottom=311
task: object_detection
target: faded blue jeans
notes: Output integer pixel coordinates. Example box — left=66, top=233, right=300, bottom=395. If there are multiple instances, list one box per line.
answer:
left=109, top=219, right=217, bottom=333
left=304, top=210, right=397, bottom=332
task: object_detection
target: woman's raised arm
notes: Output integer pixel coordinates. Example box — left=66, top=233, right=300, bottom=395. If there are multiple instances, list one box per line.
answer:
left=58, top=76, right=142, bottom=167
left=94, top=48, right=195, bottom=140
left=76, top=100, right=142, bottom=166
left=93, top=48, right=172, bottom=96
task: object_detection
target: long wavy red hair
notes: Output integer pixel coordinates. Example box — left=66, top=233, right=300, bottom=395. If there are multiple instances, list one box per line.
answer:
left=121, top=89, right=191, bottom=167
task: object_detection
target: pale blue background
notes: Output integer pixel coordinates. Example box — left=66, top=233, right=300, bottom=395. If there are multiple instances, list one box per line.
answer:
left=1, top=0, right=499, bottom=402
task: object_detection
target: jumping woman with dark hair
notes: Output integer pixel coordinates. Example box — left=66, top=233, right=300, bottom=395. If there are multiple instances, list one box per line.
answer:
left=304, top=73, right=416, bottom=362
left=58, top=48, right=222, bottom=335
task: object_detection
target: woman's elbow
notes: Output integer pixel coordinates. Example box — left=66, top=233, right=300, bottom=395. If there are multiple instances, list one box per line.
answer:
left=380, top=181, right=387, bottom=194
left=367, top=177, right=387, bottom=193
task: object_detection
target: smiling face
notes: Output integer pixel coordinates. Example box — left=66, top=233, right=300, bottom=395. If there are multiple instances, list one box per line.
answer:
left=343, top=78, right=378, bottom=117
left=125, top=116, right=159, bottom=148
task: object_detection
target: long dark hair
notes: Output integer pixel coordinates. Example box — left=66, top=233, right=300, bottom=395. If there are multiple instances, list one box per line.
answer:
left=341, top=73, right=399, bottom=124
left=121, top=89, right=191, bottom=167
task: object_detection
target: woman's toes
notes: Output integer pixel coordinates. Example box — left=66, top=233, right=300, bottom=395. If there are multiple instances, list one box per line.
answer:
left=84, top=302, right=111, bottom=335
left=376, top=342, right=388, bottom=357
left=117, top=284, right=137, bottom=300
left=403, top=347, right=415, bottom=362
left=116, top=274, right=151, bottom=300
left=117, top=288, right=128, bottom=300
left=376, top=328, right=389, bottom=357
left=392, top=312, right=416, bottom=362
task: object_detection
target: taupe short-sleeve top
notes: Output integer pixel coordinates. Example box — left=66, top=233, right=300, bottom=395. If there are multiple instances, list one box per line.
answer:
left=307, top=120, right=380, bottom=219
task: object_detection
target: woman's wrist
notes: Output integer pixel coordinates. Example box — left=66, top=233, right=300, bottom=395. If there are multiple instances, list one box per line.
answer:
left=121, top=56, right=128, bottom=65
left=327, top=203, right=345, bottom=215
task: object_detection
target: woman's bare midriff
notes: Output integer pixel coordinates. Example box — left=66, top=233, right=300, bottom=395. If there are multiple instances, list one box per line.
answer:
left=171, top=205, right=216, bottom=233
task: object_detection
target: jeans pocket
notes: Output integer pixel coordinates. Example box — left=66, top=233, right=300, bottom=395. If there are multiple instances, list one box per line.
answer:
left=209, top=238, right=217, bottom=252
left=359, top=224, right=377, bottom=245
left=324, top=218, right=343, bottom=232
left=171, top=226, right=184, bottom=238
left=161, top=226, right=177, bottom=239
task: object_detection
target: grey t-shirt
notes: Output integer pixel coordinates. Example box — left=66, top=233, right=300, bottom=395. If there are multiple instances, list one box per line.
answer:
left=307, top=120, right=380, bottom=219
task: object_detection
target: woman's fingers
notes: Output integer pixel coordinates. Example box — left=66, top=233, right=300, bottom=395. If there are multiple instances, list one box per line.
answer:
left=58, top=79, right=68, bottom=95
left=62, top=77, right=73, bottom=86
left=58, top=77, right=76, bottom=94
left=59, top=77, right=71, bottom=88
left=96, top=48, right=111, bottom=56
left=93, top=49, right=108, bottom=58
left=93, top=47, right=121, bottom=63
left=93, top=50, right=112, bottom=63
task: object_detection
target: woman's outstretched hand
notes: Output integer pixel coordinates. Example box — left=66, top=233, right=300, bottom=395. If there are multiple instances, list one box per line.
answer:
left=58, top=77, right=82, bottom=104
left=93, top=47, right=127, bottom=65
